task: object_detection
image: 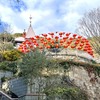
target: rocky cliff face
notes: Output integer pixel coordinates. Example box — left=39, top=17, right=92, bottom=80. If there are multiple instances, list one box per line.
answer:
left=46, top=49, right=100, bottom=100
left=69, top=66, right=100, bottom=100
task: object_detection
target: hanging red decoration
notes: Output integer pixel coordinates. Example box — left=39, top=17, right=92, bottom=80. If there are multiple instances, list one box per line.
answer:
left=18, top=32, right=94, bottom=57
left=74, top=41, right=79, bottom=45
left=55, top=36, right=59, bottom=42
left=39, top=46, right=43, bottom=49
left=64, top=45, right=68, bottom=48
left=49, top=32, right=54, bottom=38
left=30, top=37, right=35, bottom=41
left=77, top=47, right=82, bottom=50
left=60, top=40, right=64, bottom=44
left=42, top=34, right=47, bottom=38
left=59, top=32, right=64, bottom=37
left=46, top=45, right=51, bottom=49
left=35, top=35, right=40, bottom=39
left=80, top=43, right=84, bottom=47
left=83, top=48, right=88, bottom=51
left=29, top=45, right=33, bottom=48
left=73, top=34, right=77, bottom=38
left=66, top=33, right=71, bottom=37
left=78, top=36, right=82, bottom=39
left=47, top=37, right=51, bottom=42
left=55, top=44, right=59, bottom=48
left=63, top=37, right=68, bottom=41
left=71, top=45, right=76, bottom=48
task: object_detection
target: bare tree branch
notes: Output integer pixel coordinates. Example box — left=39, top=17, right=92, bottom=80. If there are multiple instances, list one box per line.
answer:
left=77, top=8, right=100, bottom=55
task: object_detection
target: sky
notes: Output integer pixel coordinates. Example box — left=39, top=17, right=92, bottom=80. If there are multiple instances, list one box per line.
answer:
left=0, top=0, right=100, bottom=35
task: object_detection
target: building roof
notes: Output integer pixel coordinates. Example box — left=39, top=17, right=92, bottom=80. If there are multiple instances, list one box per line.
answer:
left=25, top=24, right=35, bottom=38
left=15, top=37, right=25, bottom=42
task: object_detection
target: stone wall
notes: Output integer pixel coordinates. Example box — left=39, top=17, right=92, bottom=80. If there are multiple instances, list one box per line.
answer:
left=69, top=66, right=100, bottom=100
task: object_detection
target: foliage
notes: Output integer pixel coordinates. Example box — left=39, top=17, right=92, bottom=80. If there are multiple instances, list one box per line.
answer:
left=1, top=76, right=7, bottom=83
left=77, top=7, right=100, bottom=55
left=0, top=46, right=98, bottom=99
left=2, top=49, right=22, bottom=61
left=58, top=59, right=100, bottom=77
left=0, top=33, right=14, bottom=42
left=18, top=50, right=49, bottom=81
left=45, top=87, right=88, bottom=100
left=0, top=42, right=14, bottom=52
left=0, top=61, right=17, bottom=74
left=12, top=33, right=23, bottom=38
left=43, top=73, right=88, bottom=100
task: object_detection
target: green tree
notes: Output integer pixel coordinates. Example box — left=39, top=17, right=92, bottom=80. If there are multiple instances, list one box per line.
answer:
left=0, top=61, right=17, bottom=74
left=18, top=50, right=49, bottom=93
left=0, top=42, right=14, bottom=53
left=12, top=33, right=23, bottom=38
left=0, top=33, right=14, bottom=42
left=2, top=49, right=22, bottom=61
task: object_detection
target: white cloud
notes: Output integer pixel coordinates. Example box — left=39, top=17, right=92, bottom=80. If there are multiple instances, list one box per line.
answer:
left=0, top=0, right=100, bottom=35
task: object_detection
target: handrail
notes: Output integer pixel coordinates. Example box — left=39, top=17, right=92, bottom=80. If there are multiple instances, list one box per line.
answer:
left=0, top=90, right=13, bottom=100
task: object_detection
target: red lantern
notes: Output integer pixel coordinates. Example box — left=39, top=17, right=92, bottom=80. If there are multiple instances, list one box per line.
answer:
left=64, top=45, right=68, bottom=48
left=49, top=32, right=54, bottom=35
left=40, top=38, right=44, bottom=42
left=80, top=43, right=84, bottom=47
left=81, top=40, right=84, bottom=43
left=22, top=42, right=25, bottom=45
left=25, top=49, right=30, bottom=52
left=39, top=46, right=43, bottom=49
left=66, top=33, right=71, bottom=37
left=83, top=48, right=87, bottom=51
left=59, top=32, right=63, bottom=35
left=30, top=37, right=35, bottom=41
left=21, top=49, right=25, bottom=53
left=67, top=41, right=72, bottom=45
left=71, top=45, right=76, bottom=48
left=59, top=32, right=64, bottom=37
left=27, top=42, right=31, bottom=45
left=51, top=40, right=54, bottom=45
left=46, top=45, right=51, bottom=49
left=85, top=39, right=89, bottom=43
left=63, top=37, right=68, bottom=41
left=43, top=42, right=47, bottom=45
left=73, top=34, right=77, bottom=38
left=55, top=44, right=59, bottom=48
left=60, top=40, right=64, bottom=44
left=75, top=41, right=79, bottom=45
left=55, top=36, right=59, bottom=41
left=29, top=45, right=33, bottom=48
left=33, top=40, right=36, bottom=44
left=85, top=43, right=90, bottom=45
left=82, top=38, right=86, bottom=41
left=42, top=34, right=47, bottom=38
left=49, top=32, right=54, bottom=38
left=23, top=45, right=27, bottom=49
left=69, top=40, right=72, bottom=43
left=47, top=37, right=51, bottom=41
left=75, top=39, right=80, bottom=42
left=87, top=47, right=92, bottom=50
left=35, top=35, right=40, bottom=39
left=69, top=37, right=73, bottom=41
left=77, top=47, right=82, bottom=50
left=87, top=50, right=93, bottom=54
left=78, top=36, right=82, bottom=39
left=55, top=36, right=59, bottom=39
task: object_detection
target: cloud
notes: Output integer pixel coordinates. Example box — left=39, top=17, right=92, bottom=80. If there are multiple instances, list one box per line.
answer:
left=0, top=0, right=100, bottom=35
